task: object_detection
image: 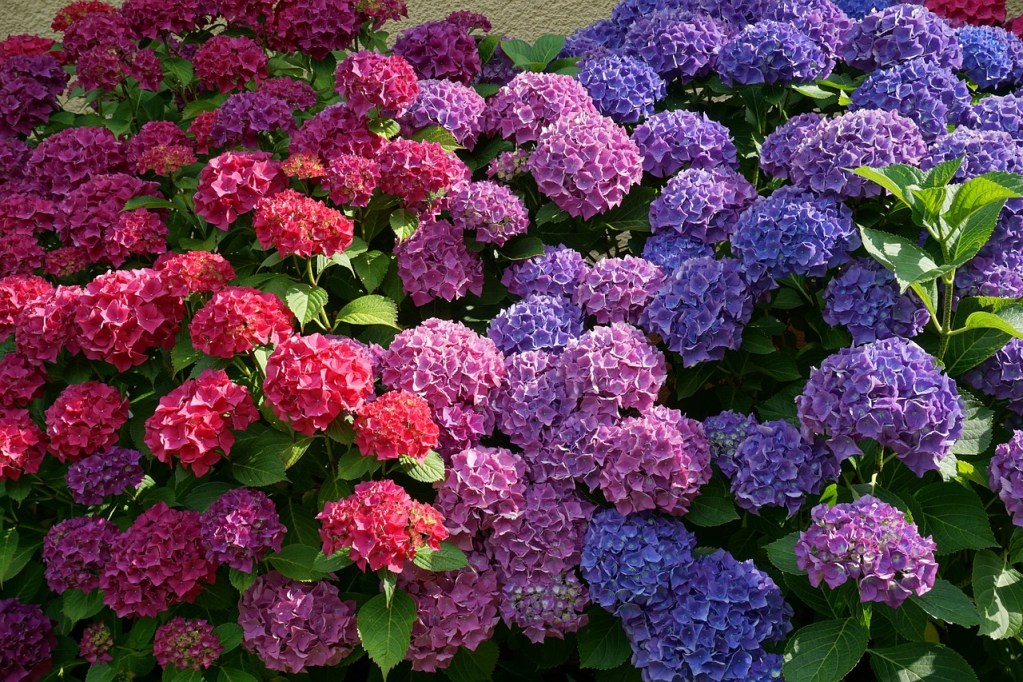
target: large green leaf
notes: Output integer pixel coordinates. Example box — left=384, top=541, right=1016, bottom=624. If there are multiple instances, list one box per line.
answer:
left=399, top=451, right=446, bottom=483
left=531, top=35, right=567, bottom=66
left=869, top=643, right=980, bottom=682
left=924, top=158, right=964, bottom=188
left=961, top=305, right=1023, bottom=340
left=592, top=187, right=658, bottom=232
left=412, top=541, right=469, bottom=572
left=337, top=295, right=400, bottom=329
left=357, top=591, right=417, bottom=679
left=0, top=529, right=37, bottom=585
left=950, top=391, right=993, bottom=456
left=233, top=424, right=310, bottom=471
left=943, top=326, right=1011, bottom=375
left=62, top=588, right=105, bottom=624
left=268, top=544, right=333, bottom=582
left=354, top=251, right=391, bottom=293
left=783, top=618, right=869, bottom=682
left=218, top=669, right=258, bottom=682
left=910, top=579, right=981, bottom=627
left=685, top=477, right=739, bottom=527
left=973, top=549, right=1023, bottom=639
left=410, top=125, right=462, bottom=151
left=231, top=445, right=288, bottom=487
left=284, top=283, right=329, bottom=326
left=859, top=227, right=947, bottom=291
left=578, top=608, right=632, bottom=670
left=446, top=641, right=499, bottom=682
left=766, top=532, right=805, bottom=575
left=915, top=483, right=997, bottom=554
left=852, top=165, right=925, bottom=202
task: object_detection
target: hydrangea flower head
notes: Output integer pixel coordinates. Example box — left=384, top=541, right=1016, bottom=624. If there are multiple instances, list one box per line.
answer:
left=321, top=153, right=378, bottom=207
left=377, top=138, right=467, bottom=209
left=572, top=256, right=665, bottom=325
left=0, top=408, right=44, bottom=483
left=399, top=78, right=485, bottom=149
left=823, top=259, right=930, bottom=343
left=433, top=446, right=527, bottom=544
left=79, top=623, right=113, bottom=665
left=354, top=390, right=440, bottom=461
left=45, top=381, right=128, bottom=463
left=268, top=0, right=361, bottom=59
left=394, top=217, right=483, bottom=306
left=481, top=72, right=598, bottom=144
left=974, top=93, right=1023, bottom=141
left=927, top=127, right=1023, bottom=180
left=926, top=0, right=1005, bottom=26
left=192, top=35, right=267, bottom=92
left=990, top=430, right=1023, bottom=525
left=200, top=488, right=285, bottom=572
left=253, top=189, right=354, bottom=258
left=154, top=251, right=235, bottom=297
left=958, top=25, right=1015, bottom=89
left=501, top=245, right=589, bottom=298
left=963, top=338, right=1023, bottom=413
left=578, top=54, right=666, bottom=123
left=27, top=126, right=125, bottom=199
left=334, top=50, right=418, bottom=117
left=289, top=102, right=385, bottom=163
left=500, top=571, right=589, bottom=643
left=649, top=166, right=758, bottom=244
left=392, top=14, right=483, bottom=85
left=0, top=54, right=68, bottom=137
left=842, top=3, right=962, bottom=71
left=153, top=618, right=222, bottom=670
left=704, top=410, right=759, bottom=478
left=623, top=9, right=728, bottom=82
left=210, top=91, right=296, bottom=148
left=0, top=598, right=55, bottom=682
left=66, top=446, right=144, bottom=505
left=641, top=231, right=714, bottom=271
left=716, top=20, right=833, bottom=86
left=193, top=151, right=287, bottom=230
left=43, top=516, right=120, bottom=594
left=447, top=181, right=529, bottom=246
left=488, top=294, right=585, bottom=354
left=632, top=110, right=739, bottom=179
left=190, top=287, right=293, bottom=358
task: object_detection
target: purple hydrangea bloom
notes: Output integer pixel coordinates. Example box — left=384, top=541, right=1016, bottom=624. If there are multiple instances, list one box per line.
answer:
left=823, top=259, right=930, bottom=343
left=0, top=54, right=68, bottom=138
left=210, top=91, right=296, bottom=148
left=392, top=16, right=481, bottom=85
left=836, top=0, right=895, bottom=19
left=623, top=9, right=729, bottom=82
left=238, top=572, right=359, bottom=673
left=732, top=186, right=860, bottom=285
left=487, top=294, right=585, bottom=354
left=641, top=231, right=714, bottom=271
left=573, top=256, right=665, bottom=325
left=27, top=127, right=126, bottom=199
left=43, top=516, right=120, bottom=594
left=728, top=420, right=840, bottom=516
left=789, top=109, right=928, bottom=198
left=492, top=350, right=569, bottom=450
left=394, top=217, right=483, bottom=306
left=717, top=21, right=833, bottom=86
left=153, top=617, right=222, bottom=670
left=926, top=127, right=1023, bottom=179
left=974, top=93, right=1023, bottom=141
left=850, top=58, right=973, bottom=140
left=597, top=405, right=711, bottom=517
left=479, top=38, right=522, bottom=86
left=500, top=570, right=589, bottom=643
left=958, top=25, right=1015, bottom=89
left=959, top=201, right=1023, bottom=297
left=0, top=598, right=56, bottom=682
left=200, top=488, right=286, bottom=572
left=481, top=72, right=598, bottom=145
left=399, top=79, right=486, bottom=149
left=580, top=508, right=697, bottom=611
left=704, top=410, right=759, bottom=478
left=963, top=338, right=1023, bottom=413
left=991, top=431, right=1023, bottom=525
left=641, top=256, right=753, bottom=366
left=760, top=0, right=855, bottom=60
left=578, top=54, right=666, bottom=123
left=841, top=4, right=962, bottom=71
left=649, top=167, right=758, bottom=244
left=563, top=19, right=627, bottom=58
left=501, top=245, right=590, bottom=298
left=65, top=446, right=145, bottom=505
left=447, top=181, right=528, bottom=246
left=797, top=337, right=965, bottom=475
left=486, top=147, right=532, bottom=183
left=529, top=406, right=615, bottom=487
left=434, top=446, right=527, bottom=546
left=623, top=549, right=792, bottom=682
left=529, top=113, right=644, bottom=220
left=258, top=77, right=318, bottom=110
left=796, top=496, right=937, bottom=607
left=760, top=112, right=826, bottom=180
left=632, top=110, right=739, bottom=178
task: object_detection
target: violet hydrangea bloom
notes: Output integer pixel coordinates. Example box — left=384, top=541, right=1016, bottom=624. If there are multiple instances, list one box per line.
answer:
left=501, top=245, right=590, bottom=298
left=433, top=445, right=527, bottom=546
left=823, top=259, right=930, bottom=343
left=850, top=58, right=973, bottom=140
left=42, top=516, right=120, bottom=594
left=482, top=71, right=598, bottom=144
left=837, top=0, right=895, bottom=18
left=926, top=127, right=1023, bottom=180
left=841, top=3, right=962, bottom=71
left=27, top=126, right=126, bottom=199
left=577, top=54, right=666, bottom=123
left=573, top=256, right=665, bottom=325
left=201, top=488, right=286, bottom=572
left=991, top=431, right=1023, bottom=526
left=959, top=202, right=1023, bottom=297
left=529, top=113, right=644, bottom=220
left=399, top=78, right=485, bottom=149
left=447, top=181, right=529, bottom=246
left=394, top=217, right=483, bottom=306
left=491, top=350, right=569, bottom=451
left=392, top=13, right=483, bottom=85
left=238, top=572, right=359, bottom=673
left=963, top=338, right=1023, bottom=413
left=704, top=410, right=759, bottom=478
left=65, top=446, right=145, bottom=505
left=0, top=598, right=55, bottom=682
left=597, top=406, right=711, bottom=517
left=623, top=9, right=729, bottom=83
left=487, top=294, right=585, bottom=354
left=974, top=92, right=1023, bottom=141
left=563, top=19, right=627, bottom=58
left=796, top=496, right=938, bottom=607
left=209, top=91, right=296, bottom=148
left=632, top=110, right=739, bottom=178
left=641, top=231, right=714, bottom=271
left=648, top=166, right=758, bottom=244
left=797, top=337, right=965, bottom=475
left=640, top=256, right=753, bottom=367
left=716, top=21, right=833, bottom=86
left=759, top=0, right=855, bottom=60
left=958, top=25, right=1015, bottom=89
left=789, top=109, right=928, bottom=198
left=499, top=570, right=590, bottom=643
left=0, top=54, right=68, bottom=138
left=760, top=112, right=825, bottom=180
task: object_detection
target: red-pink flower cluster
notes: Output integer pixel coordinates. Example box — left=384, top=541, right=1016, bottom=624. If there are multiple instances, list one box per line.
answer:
left=354, top=390, right=440, bottom=461
left=153, top=251, right=236, bottom=297
left=290, top=103, right=385, bottom=163
left=0, top=194, right=55, bottom=277
left=334, top=51, right=419, bottom=117
left=281, top=153, right=325, bottom=179
left=190, top=287, right=293, bottom=358
left=45, top=381, right=128, bottom=463
left=253, top=189, right=355, bottom=258
left=144, top=369, right=259, bottom=476
left=0, top=408, right=46, bottom=482
left=73, top=268, right=184, bottom=371
left=322, top=153, right=379, bottom=207
left=268, top=0, right=362, bottom=59
left=193, top=151, right=287, bottom=230
left=263, top=334, right=374, bottom=435
left=15, top=285, right=82, bottom=363
left=317, top=479, right=448, bottom=572
left=51, top=1, right=117, bottom=32
left=192, top=35, right=268, bottom=93
left=378, top=138, right=467, bottom=208
left=0, top=274, right=54, bottom=341
left=127, top=121, right=196, bottom=175
left=0, top=353, right=47, bottom=408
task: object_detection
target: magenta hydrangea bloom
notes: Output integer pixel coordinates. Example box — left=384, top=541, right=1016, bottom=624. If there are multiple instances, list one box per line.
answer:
left=716, top=21, right=833, bottom=86
left=45, top=380, right=128, bottom=463
left=193, top=35, right=267, bottom=93
left=119, top=0, right=208, bottom=36
left=796, top=496, right=938, bottom=607
left=377, top=138, right=468, bottom=210
left=488, top=294, right=585, bottom=355
left=447, top=181, right=529, bottom=246
left=0, top=598, right=55, bottom=682
left=153, top=618, right=222, bottom=670
left=649, top=167, right=758, bottom=244
left=65, top=446, right=145, bottom=505
left=991, top=431, right=1023, bottom=525
left=201, top=488, right=286, bottom=572
left=760, top=112, right=825, bottom=180
left=394, top=216, right=483, bottom=306
left=501, top=245, right=590, bottom=299
left=434, top=446, right=527, bottom=546
left=481, top=71, right=598, bottom=144
left=0, top=54, right=68, bottom=138
left=797, top=337, right=964, bottom=476
left=258, top=77, right=317, bottom=110
left=238, top=572, right=359, bottom=673
left=334, top=50, right=418, bottom=117
left=963, top=338, right=1023, bottom=413
left=210, top=91, right=296, bottom=148
left=842, top=3, right=962, bottom=71
left=597, top=405, right=711, bottom=517
left=530, top=113, right=643, bottom=220
left=399, top=78, right=485, bottom=149
left=322, top=153, right=379, bottom=208
left=42, top=516, right=120, bottom=594
left=289, top=103, right=385, bottom=163
left=79, top=622, right=113, bottom=665
left=623, top=9, right=728, bottom=83
left=268, top=0, right=362, bottom=59
left=27, top=126, right=126, bottom=199
left=491, top=349, right=569, bottom=450
left=500, top=570, right=590, bottom=643
left=631, top=110, right=739, bottom=178
left=193, top=151, right=288, bottom=230
left=823, top=259, right=930, bottom=343
left=392, top=13, right=483, bottom=85
left=572, top=256, right=665, bottom=325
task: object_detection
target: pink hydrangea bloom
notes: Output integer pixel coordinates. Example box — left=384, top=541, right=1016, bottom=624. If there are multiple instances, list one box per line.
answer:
left=153, top=251, right=236, bottom=297
left=334, top=50, right=418, bottom=117
left=14, top=285, right=82, bottom=363
left=0, top=408, right=45, bottom=482
left=395, top=216, right=483, bottom=306
left=190, top=287, right=293, bottom=358
left=482, top=72, right=599, bottom=144
left=0, top=274, right=54, bottom=341
left=377, top=138, right=468, bottom=209
left=153, top=618, right=222, bottom=670
left=253, top=189, right=355, bottom=257
left=193, top=151, right=287, bottom=230
left=0, top=354, right=47, bottom=408
left=289, top=102, right=385, bottom=162
left=354, top=390, right=440, bottom=461
left=322, top=153, right=379, bottom=207
left=192, top=35, right=267, bottom=92
left=45, top=381, right=128, bottom=463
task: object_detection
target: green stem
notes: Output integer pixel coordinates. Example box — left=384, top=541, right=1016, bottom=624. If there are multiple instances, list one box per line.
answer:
left=936, top=271, right=956, bottom=361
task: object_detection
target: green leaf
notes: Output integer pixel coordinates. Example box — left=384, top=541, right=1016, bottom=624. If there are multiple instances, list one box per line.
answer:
left=944, top=326, right=1011, bottom=375
left=410, top=125, right=463, bottom=151
left=924, top=158, right=964, bottom=188
left=962, top=304, right=1023, bottom=340
left=783, top=618, right=869, bottom=682
left=354, top=251, right=391, bottom=293
left=412, top=541, right=469, bottom=572
left=749, top=353, right=802, bottom=381
left=123, top=196, right=175, bottom=211
left=852, top=165, right=925, bottom=202
left=951, top=391, right=993, bottom=456
left=164, top=57, right=194, bottom=87
left=870, top=643, right=980, bottom=682
left=62, top=588, right=105, bottom=624
left=766, top=532, right=805, bottom=575
left=369, top=118, right=401, bottom=139
left=950, top=199, right=1008, bottom=266
left=446, top=640, right=499, bottom=682
left=531, top=34, right=567, bottom=66
left=685, top=477, right=739, bottom=527
left=915, top=483, right=997, bottom=554
left=231, top=445, right=288, bottom=487
left=535, top=202, right=570, bottom=226
left=170, top=333, right=201, bottom=374
left=269, top=544, right=332, bottom=582
left=0, top=530, right=36, bottom=585
left=313, top=549, right=353, bottom=573
left=501, top=236, right=546, bottom=261
left=592, top=187, right=658, bottom=231
left=948, top=174, right=1019, bottom=233
left=87, top=665, right=118, bottom=682
left=336, top=449, right=382, bottom=480
left=859, top=226, right=947, bottom=291
left=910, top=579, right=982, bottom=627
left=398, top=451, right=446, bottom=483
left=218, top=669, right=258, bottom=682
left=381, top=568, right=397, bottom=606
left=578, top=608, right=632, bottom=670
left=390, top=209, right=419, bottom=241
left=478, top=35, right=502, bottom=63
left=337, top=295, right=400, bottom=328
left=233, top=424, right=310, bottom=471
left=214, top=623, right=244, bottom=653
left=973, top=549, right=1023, bottom=639
left=228, top=567, right=256, bottom=594
left=498, top=39, right=536, bottom=68
left=284, top=283, right=329, bottom=326
left=357, top=591, right=417, bottom=679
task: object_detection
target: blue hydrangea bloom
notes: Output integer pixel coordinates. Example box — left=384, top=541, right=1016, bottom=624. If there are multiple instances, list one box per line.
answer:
left=974, top=93, right=1023, bottom=141
left=841, top=4, right=962, bottom=72
left=731, top=187, right=859, bottom=286
left=640, top=256, right=752, bottom=367
left=623, top=9, right=729, bottom=82
left=850, top=58, right=972, bottom=140
left=641, top=231, right=714, bottom=271
left=562, top=19, right=627, bottom=58
left=964, top=338, right=1023, bottom=414
left=648, top=167, right=757, bottom=244
left=487, top=294, right=585, bottom=354
left=716, top=21, right=833, bottom=86
left=927, top=127, right=1023, bottom=180
left=959, top=201, right=1023, bottom=298
left=759, top=0, right=855, bottom=60
left=578, top=54, right=666, bottom=123
left=728, top=420, right=841, bottom=516
left=835, top=0, right=894, bottom=20
left=632, top=109, right=739, bottom=178
left=501, top=244, right=590, bottom=298
left=760, top=112, right=825, bottom=180
left=580, top=508, right=697, bottom=611
left=704, top=410, right=759, bottom=478
left=958, top=26, right=1015, bottom=89
left=823, top=259, right=930, bottom=344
